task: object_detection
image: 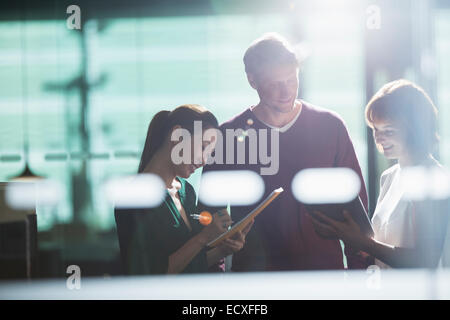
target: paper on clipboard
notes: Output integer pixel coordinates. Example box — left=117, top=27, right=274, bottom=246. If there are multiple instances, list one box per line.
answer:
left=207, top=187, right=283, bottom=247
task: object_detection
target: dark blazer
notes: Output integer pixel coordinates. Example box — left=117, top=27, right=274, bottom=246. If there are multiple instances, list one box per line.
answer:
left=115, top=177, right=208, bottom=275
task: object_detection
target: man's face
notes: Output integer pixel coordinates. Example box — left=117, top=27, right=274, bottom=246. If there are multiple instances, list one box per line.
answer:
left=250, top=63, right=299, bottom=113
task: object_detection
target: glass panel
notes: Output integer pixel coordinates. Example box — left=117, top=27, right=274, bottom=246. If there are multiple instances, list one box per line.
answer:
left=300, top=5, right=367, bottom=183
left=436, top=9, right=450, bottom=166
left=0, top=20, right=80, bottom=231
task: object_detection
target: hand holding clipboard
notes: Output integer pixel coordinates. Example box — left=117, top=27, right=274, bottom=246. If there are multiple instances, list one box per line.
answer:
left=207, top=187, right=284, bottom=247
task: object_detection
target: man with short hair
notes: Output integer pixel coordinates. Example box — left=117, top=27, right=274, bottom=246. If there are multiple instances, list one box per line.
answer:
left=200, top=33, right=369, bottom=271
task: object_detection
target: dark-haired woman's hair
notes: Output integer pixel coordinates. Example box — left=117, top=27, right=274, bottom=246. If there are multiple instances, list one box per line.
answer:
left=138, top=104, right=219, bottom=173
left=365, top=79, right=439, bottom=156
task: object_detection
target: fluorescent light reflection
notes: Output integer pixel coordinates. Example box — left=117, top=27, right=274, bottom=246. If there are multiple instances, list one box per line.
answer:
left=104, top=173, right=165, bottom=208
left=198, top=170, right=264, bottom=206
left=5, top=180, right=63, bottom=210
left=292, top=168, right=361, bottom=204
left=400, top=166, right=450, bottom=201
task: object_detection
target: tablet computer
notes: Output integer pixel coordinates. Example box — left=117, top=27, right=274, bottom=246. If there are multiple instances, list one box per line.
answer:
left=304, top=196, right=374, bottom=238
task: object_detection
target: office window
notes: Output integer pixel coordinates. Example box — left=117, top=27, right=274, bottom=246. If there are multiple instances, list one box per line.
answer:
left=0, top=21, right=80, bottom=230
left=0, top=12, right=366, bottom=233
left=300, top=5, right=367, bottom=183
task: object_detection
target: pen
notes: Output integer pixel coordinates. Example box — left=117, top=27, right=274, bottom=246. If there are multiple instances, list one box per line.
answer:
left=190, top=211, right=212, bottom=226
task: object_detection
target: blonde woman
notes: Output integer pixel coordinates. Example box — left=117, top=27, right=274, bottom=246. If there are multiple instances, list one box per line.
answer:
left=310, top=80, right=449, bottom=268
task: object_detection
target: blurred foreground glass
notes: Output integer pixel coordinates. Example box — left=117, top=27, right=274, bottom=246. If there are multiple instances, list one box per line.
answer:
left=103, top=173, right=165, bottom=209
left=198, top=170, right=265, bottom=206
left=291, top=167, right=361, bottom=204
left=5, top=179, right=63, bottom=210
left=400, top=166, right=450, bottom=201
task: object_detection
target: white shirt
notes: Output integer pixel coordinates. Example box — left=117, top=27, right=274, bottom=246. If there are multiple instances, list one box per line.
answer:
left=372, top=162, right=449, bottom=268
left=371, top=164, right=415, bottom=268
left=250, top=102, right=302, bottom=133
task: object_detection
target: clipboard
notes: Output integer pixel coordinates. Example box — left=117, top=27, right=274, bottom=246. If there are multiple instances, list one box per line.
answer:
left=207, top=187, right=283, bottom=247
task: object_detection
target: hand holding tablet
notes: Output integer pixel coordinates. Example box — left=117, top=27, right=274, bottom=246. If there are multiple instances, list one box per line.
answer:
left=305, top=196, right=374, bottom=239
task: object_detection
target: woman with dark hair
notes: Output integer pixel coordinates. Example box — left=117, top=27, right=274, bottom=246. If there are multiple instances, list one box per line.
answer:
left=310, top=80, right=449, bottom=268
left=116, top=104, right=252, bottom=275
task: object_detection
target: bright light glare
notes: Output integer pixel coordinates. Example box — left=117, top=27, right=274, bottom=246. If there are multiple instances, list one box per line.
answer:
left=104, top=173, right=165, bottom=208
left=5, top=180, right=63, bottom=210
left=1, top=269, right=448, bottom=300
left=198, top=170, right=265, bottom=206
left=292, top=167, right=361, bottom=204
left=400, top=166, right=450, bottom=201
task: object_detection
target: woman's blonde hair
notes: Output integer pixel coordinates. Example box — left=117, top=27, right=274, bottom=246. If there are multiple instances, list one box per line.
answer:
left=365, top=79, right=439, bottom=155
